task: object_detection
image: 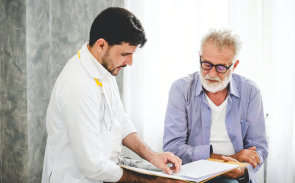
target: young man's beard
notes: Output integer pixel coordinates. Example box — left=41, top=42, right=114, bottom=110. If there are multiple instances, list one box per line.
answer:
left=101, top=56, right=126, bottom=76
left=101, top=51, right=118, bottom=76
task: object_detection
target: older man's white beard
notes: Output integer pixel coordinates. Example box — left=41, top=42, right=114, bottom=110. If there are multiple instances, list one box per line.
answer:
left=200, top=69, right=232, bottom=93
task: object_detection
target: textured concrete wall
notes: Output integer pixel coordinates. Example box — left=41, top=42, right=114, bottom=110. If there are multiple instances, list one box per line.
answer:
left=0, top=0, right=124, bottom=182
left=26, top=1, right=51, bottom=182
left=0, top=0, right=28, bottom=182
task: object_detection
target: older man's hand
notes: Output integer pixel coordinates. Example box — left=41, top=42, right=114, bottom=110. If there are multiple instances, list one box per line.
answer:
left=230, top=146, right=260, bottom=168
left=221, top=156, right=246, bottom=179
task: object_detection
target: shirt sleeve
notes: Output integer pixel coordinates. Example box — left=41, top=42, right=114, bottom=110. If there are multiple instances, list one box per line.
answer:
left=120, top=112, right=137, bottom=139
left=163, top=80, right=210, bottom=164
left=61, top=84, right=123, bottom=182
left=111, top=77, right=137, bottom=139
left=244, top=85, right=268, bottom=183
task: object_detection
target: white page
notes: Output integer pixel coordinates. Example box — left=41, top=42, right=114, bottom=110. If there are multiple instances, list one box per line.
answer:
left=120, top=165, right=198, bottom=182
left=121, top=159, right=240, bottom=182
left=178, top=159, right=239, bottom=179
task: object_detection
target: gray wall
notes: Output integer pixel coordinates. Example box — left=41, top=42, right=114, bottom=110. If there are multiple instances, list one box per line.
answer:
left=1, top=0, right=28, bottom=183
left=0, top=0, right=124, bottom=183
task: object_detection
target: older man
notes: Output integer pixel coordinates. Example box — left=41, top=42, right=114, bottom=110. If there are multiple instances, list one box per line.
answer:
left=163, top=29, right=268, bottom=183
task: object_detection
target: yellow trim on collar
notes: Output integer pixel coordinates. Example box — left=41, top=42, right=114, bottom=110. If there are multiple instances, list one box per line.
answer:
left=94, top=78, right=103, bottom=88
left=77, top=50, right=103, bottom=88
left=77, top=50, right=81, bottom=59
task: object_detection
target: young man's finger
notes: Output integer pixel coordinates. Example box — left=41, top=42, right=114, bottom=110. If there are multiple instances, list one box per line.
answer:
left=167, top=156, right=180, bottom=173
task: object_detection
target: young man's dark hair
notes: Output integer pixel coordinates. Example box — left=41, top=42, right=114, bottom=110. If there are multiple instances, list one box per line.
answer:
left=89, top=7, right=147, bottom=48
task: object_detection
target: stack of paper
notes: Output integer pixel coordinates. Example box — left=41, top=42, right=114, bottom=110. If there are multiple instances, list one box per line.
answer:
left=120, top=159, right=245, bottom=182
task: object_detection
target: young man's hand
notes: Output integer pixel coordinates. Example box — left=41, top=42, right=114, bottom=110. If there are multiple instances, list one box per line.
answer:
left=122, top=132, right=182, bottom=175
left=149, top=152, right=182, bottom=174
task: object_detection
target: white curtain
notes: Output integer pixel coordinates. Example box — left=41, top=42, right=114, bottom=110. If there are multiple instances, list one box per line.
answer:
left=265, top=0, right=295, bottom=182
left=124, top=0, right=295, bottom=182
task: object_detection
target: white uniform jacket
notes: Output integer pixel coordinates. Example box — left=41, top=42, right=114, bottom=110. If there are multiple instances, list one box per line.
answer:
left=42, top=43, right=136, bottom=183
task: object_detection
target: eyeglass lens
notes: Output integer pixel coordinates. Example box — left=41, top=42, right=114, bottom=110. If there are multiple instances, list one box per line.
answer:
left=201, top=62, right=227, bottom=73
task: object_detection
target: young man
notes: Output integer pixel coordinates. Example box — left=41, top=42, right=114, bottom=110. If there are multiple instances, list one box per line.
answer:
left=163, top=29, right=268, bottom=183
left=42, top=7, right=183, bottom=183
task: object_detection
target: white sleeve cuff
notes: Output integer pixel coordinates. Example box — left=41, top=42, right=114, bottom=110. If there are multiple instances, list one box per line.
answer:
left=120, top=114, right=137, bottom=139
left=103, top=164, right=123, bottom=182
left=89, top=162, right=123, bottom=182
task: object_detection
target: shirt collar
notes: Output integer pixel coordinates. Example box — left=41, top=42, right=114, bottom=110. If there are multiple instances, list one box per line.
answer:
left=79, top=42, right=112, bottom=80
left=195, top=72, right=203, bottom=96
left=229, top=74, right=240, bottom=98
left=194, top=72, right=240, bottom=98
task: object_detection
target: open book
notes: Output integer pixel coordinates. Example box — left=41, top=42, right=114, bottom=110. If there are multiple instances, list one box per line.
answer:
left=120, top=159, right=247, bottom=183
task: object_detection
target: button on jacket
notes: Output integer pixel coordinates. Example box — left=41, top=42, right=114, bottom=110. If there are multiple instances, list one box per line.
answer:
left=42, top=43, right=136, bottom=183
left=163, top=72, right=268, bottom=183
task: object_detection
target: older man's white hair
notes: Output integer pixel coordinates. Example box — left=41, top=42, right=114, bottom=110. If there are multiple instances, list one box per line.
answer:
left=200, top=29, right=242, bottom=61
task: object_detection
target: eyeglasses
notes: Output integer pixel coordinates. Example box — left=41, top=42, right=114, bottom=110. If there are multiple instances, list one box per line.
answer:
left=200, top=56, right=233, bottom=74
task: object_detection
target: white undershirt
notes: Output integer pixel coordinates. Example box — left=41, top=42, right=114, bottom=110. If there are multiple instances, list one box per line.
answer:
left=206, top=94, right=235, bottom=156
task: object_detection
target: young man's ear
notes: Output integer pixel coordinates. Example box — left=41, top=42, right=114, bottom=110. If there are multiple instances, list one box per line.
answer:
left=95, top=38, right=109, bottom=55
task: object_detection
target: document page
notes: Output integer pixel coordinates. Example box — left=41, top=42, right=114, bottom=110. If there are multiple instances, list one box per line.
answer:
left=120, top=159, right=241, bottom=182
left=177, top=159, right=239, bottom=181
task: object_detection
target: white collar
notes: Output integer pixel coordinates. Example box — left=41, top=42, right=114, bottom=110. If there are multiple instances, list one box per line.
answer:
left=79, top=42, right=112, bottom=80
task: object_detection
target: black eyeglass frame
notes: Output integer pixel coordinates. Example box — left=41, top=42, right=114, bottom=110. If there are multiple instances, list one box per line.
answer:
left=199, top=56, right=233, bottom=74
